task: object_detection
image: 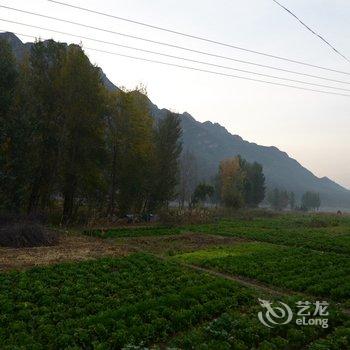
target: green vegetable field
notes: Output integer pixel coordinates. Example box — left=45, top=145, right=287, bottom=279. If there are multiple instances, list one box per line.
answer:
left=1, top=214, right=350, bottom=349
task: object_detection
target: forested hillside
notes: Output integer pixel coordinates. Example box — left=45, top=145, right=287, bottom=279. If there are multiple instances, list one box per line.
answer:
left=2, top=32, right=350, bottom=209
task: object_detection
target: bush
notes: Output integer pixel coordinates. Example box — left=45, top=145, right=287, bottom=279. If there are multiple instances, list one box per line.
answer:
left=158, top=208, right=216, bottom=227
left=0, top=223, right=59, bottom=248
left=306, top=218, right=339, bottom=228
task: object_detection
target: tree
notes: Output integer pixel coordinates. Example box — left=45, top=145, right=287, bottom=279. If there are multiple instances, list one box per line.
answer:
left=109, top=89, right=155, bottom=215
left=0, top=39, right=20, bottom=210
left=301, top=191, right=321, bottom=211
left=25, top=40, right=67, bottom=213
left=149, top=111, right=182, bottom=210
left=289, top=191, right=296, bottom=210
left=58, top=45, right=106, bottom=224
left=240, top=159, right=265, bottom=208
left=0, top=40, right=17, bottom=117
left=190, top=183, right=214, bottom=207
left=267, top=188, right=289, bottom=211
left=178, top=149, right=198, bottom=208
left=218, top=157, right=245, bottom=208
left=218, top=156, right=265, bottom=209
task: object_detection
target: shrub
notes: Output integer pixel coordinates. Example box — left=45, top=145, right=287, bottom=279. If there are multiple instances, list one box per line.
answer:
left=0, top=223, right=58, bottom=248
left=158, top=208, right=216, bottom=227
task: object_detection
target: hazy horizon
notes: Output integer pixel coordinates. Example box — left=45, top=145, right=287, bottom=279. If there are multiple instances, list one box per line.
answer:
left=2, top=0, right=350, bottom=188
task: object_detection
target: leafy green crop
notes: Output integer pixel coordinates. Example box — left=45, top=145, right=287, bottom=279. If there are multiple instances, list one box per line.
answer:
left=174, top=242, right=350, bottom=302
left=0, top=253, right=348, bottom=349
left=188, top=214, right=350, bottom=254
left=0, top=254, right=257, bottom=349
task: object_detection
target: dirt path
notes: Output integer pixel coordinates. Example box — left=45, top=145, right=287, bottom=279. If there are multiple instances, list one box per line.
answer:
left=174, top=260, right=350, bottom=316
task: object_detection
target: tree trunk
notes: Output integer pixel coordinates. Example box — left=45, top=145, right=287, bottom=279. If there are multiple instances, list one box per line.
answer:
left=107, top=143, right=117, bottom=216
left=62, top=175, right=76, bottom=225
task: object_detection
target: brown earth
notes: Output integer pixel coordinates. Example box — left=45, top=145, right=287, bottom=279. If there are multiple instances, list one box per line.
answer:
left=0, top=232, right=244, bottom=271
left=118, top=232, right=248, bottom=255
left=0, top=234, right=129, bottom=271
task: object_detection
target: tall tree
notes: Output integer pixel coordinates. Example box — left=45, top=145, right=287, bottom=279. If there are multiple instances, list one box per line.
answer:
left=301, top=191, right=321, bottom=211
left=289, top=191, right=296, bottom=210
left=218, top=157, right=245, bottom=208
left=150, top=111, right=182, bottom=210
left=0, top=40, right=17, bottom=117
left=107, top=89, right=154, bottom=215
left=178, top=149, right=198, bottom=208
left=0, top=39, right=19, bottom=210
left=240, top=158, right=265, bottom=207
left=190, top=183, right=214, bottom=207
left=267, top=188, right=289, bottom=211
left=59, top=45, right=106, bottom=224
left=26, top=40, right=67, bottom=213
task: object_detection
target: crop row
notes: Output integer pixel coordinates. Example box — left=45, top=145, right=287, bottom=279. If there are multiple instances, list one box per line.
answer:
left=83, top=226, right=183, bottom=238
left=188, top=216, right=350, bottom=255
left=83, top=215, right=350, bottom=256
left=0, top=253, right=347, bottom=349
left=165, top=304, right=348, bottom=350
left=174, top=242, right=350, bottom=303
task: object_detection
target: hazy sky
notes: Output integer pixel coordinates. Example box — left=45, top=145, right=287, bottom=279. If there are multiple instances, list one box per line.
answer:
left=2, top=0, right=350, bottom=187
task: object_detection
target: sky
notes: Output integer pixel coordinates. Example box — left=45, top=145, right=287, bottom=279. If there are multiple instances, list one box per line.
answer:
left=1, top=0, right=350, bottom=188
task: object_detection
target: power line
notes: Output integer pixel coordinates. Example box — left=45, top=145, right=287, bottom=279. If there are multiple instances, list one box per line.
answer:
left=271, top=0, right=350, bottom=63
left=47, top=0, right=350, bottom=76
left=2, top=6, right=350, bottom=87
left=2, top=18, right=350, bottom=92
left=2, top=29, right=350, bottom=98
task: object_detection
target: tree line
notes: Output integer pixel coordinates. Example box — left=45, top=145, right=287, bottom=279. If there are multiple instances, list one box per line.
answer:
left=0, top=39, right=181, bottom=223
left=267, top=188, right=321, bottom=211
left=1, top=38, right=317, bottom=222
left=180, top=155, right=266, bottom=209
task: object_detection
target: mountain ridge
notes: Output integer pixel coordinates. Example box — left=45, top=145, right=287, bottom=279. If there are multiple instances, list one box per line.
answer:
left=1, top=32, right=349, bottom=209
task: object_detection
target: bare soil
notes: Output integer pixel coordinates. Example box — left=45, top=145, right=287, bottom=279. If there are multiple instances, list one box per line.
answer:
left=0, top=234, right=129, bottom=271
left=118, top=232, right=248, bottom=255
left=0, top=232, right=245, bottom=271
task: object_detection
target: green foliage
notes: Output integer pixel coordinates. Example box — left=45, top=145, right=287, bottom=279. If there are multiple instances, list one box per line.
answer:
left=0, top=39, right=17, bottom=116
left=302, top=191, right=321, bottom=211
left=0, top=253, right=346, bottom=348
left=308, top=322, right=350, bottom=349
left=218, top=156, right=265, bottom=209
left=174, top=242, right=350, bottom=302
left=267, top=188, right=290, bottom=211
left=0, top=41, right=182, bottom=222
left=178, top=149, right=198, bottom=207
left=240, top=158, right=265, bottom=208
left=149, top=111, right=182, bottom=209
left=0, top=39, right=21, bottom=210
left=0, top=254, right=257, bottom=349
left=58, top=45, right=107, bottom=224
left=191, top=182, right=214, bottom=207
left=187, top=214, right=350, bottom=254
left=106, top=89, right=155, bottom=216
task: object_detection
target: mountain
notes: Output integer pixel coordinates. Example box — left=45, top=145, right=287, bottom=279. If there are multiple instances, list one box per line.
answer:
left=1, top=32, right=350, bottom=209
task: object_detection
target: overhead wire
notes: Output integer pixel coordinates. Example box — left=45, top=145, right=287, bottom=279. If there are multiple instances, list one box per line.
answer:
left=46, top=0, right=350, bottom=75
left=271, top=0, right=350, bottom=63
left=1, top=5, right=350, bottom=87
left=2, top=29, right=350, bottom=98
